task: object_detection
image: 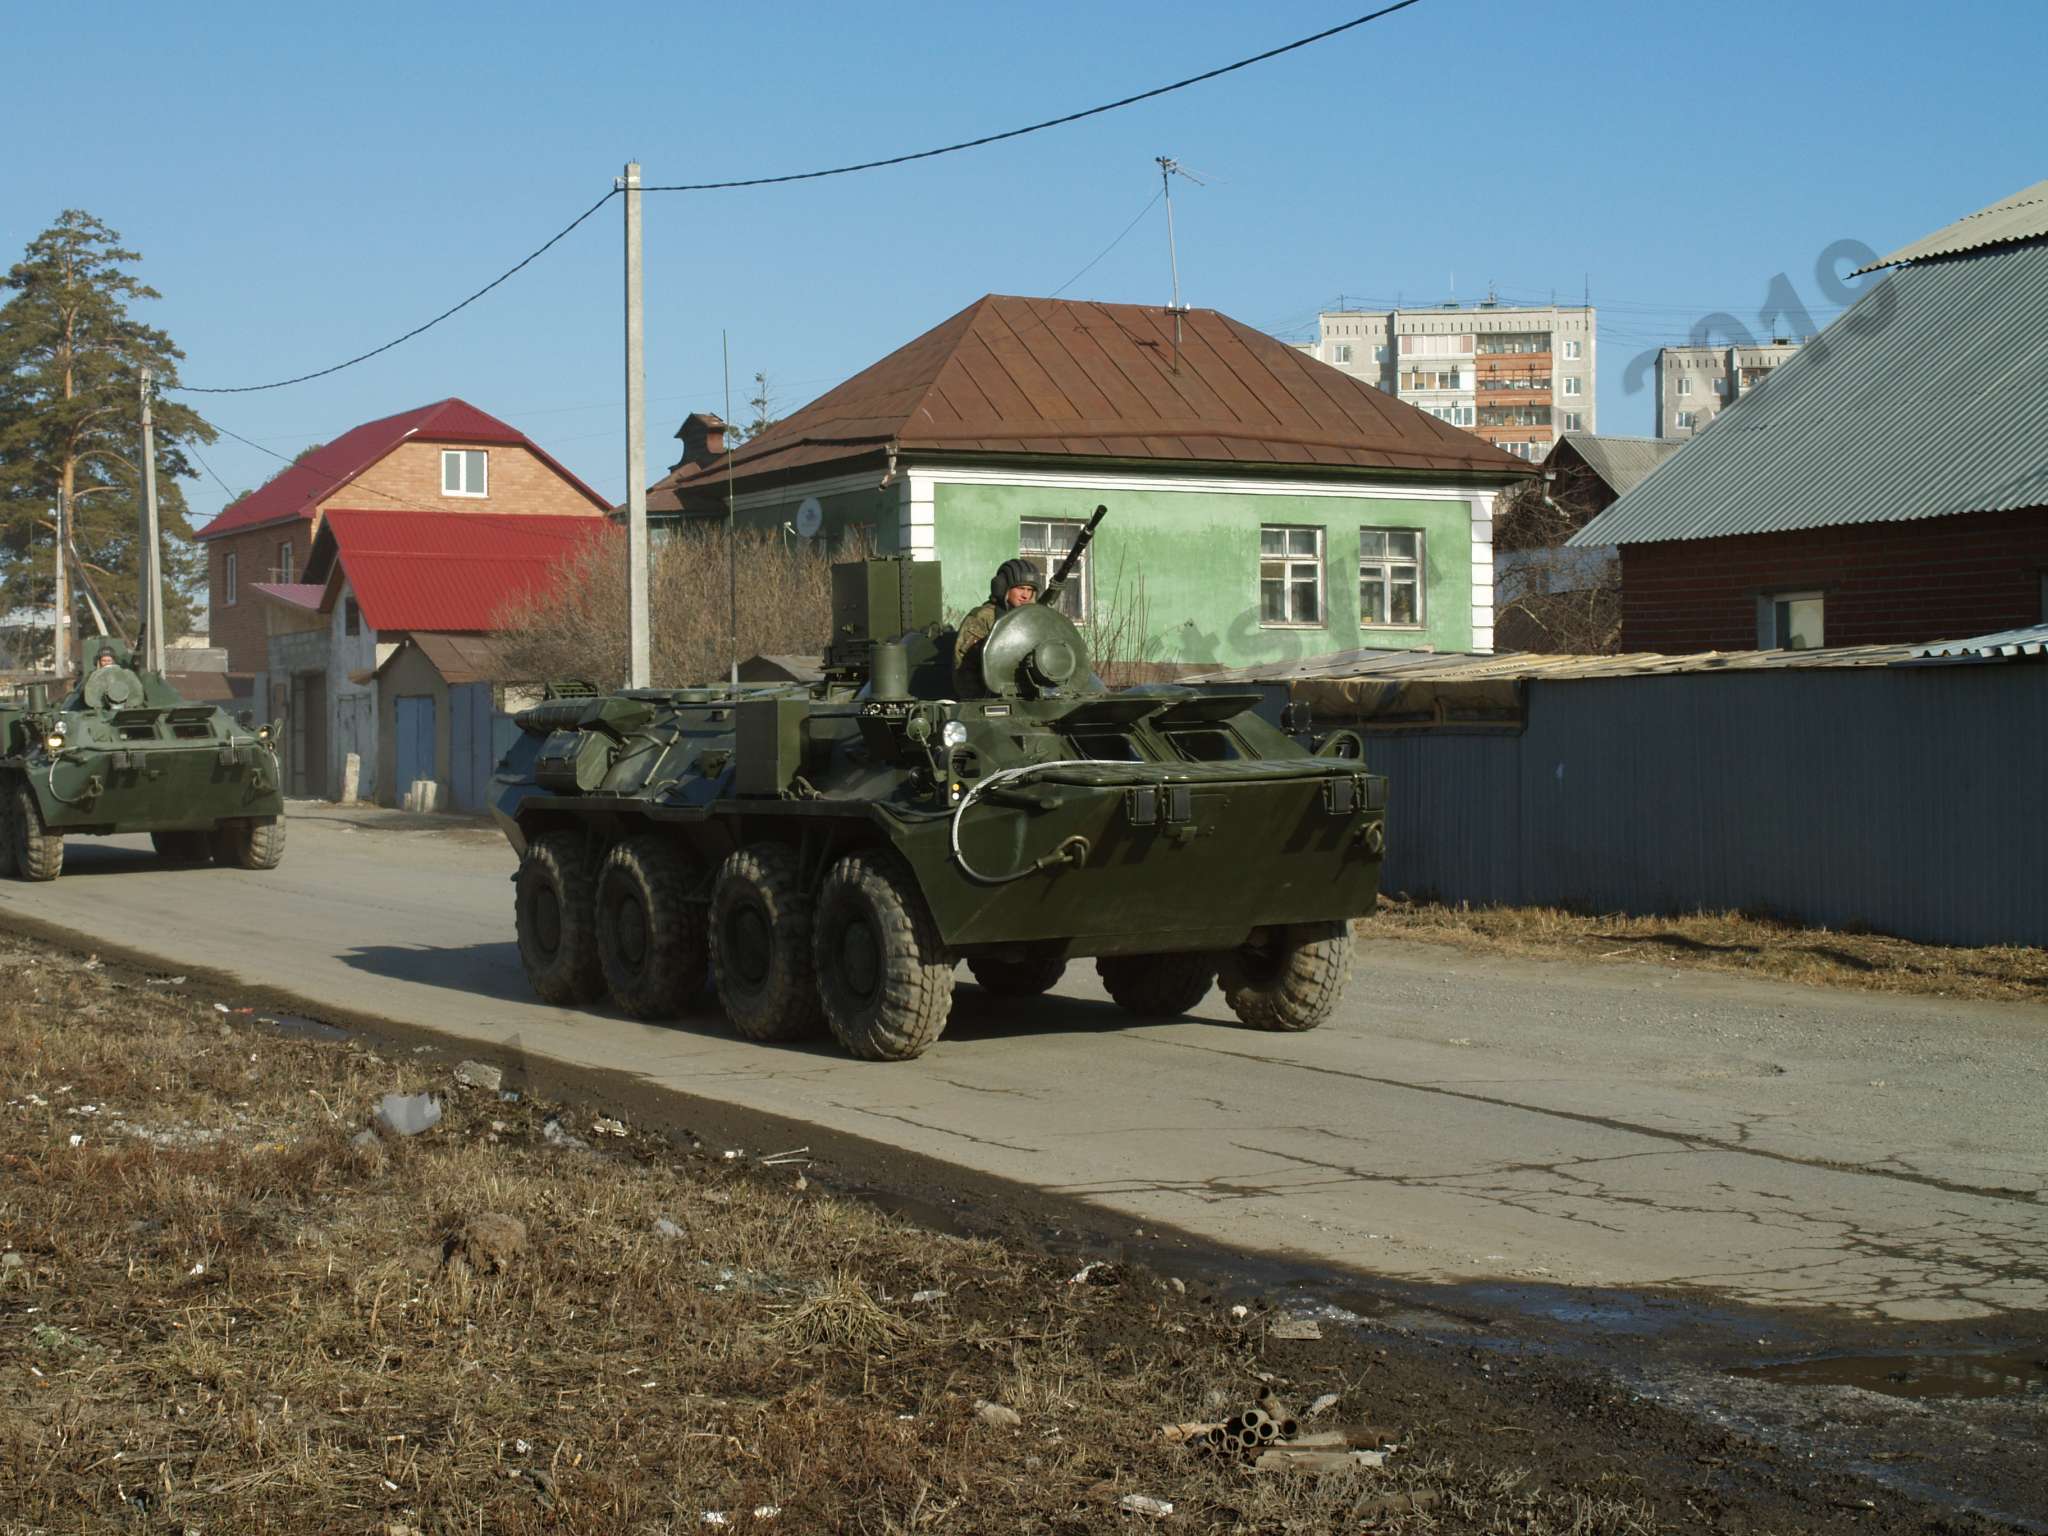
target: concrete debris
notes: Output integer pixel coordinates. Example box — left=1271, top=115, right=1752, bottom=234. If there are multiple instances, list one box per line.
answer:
left=542, top=1116, right=588, bottom=1151
left=1269, top=1316, right=1322, bottom=1340
left=1229, top=1304, right=1250, bottom=1321
left=1168, top=1277, right=1186, bottom=1294
left=1119, top=1494, right=1174, bottom=1517
left=591, top=1117, right=628, bottom=1137
left=1068, top=1261, right=1121, bottom=1286
left=1308, top=1392, right=1341, bottom=1417
left=653, top=1217, right=686, bottom=1240
left=373, top=1093, right=442, bottom=1138
left=443, top=1212, right=527, bottom=1276
left=454, top=1060, right=503, bottom=1092
left=974, top=1399, right=1022, bottom=1429
left=910, top=1288, right=946, bottom=1303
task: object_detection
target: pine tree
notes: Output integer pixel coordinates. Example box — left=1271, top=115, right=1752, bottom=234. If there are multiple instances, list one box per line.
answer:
left=0, top=210, right=217, bottom=655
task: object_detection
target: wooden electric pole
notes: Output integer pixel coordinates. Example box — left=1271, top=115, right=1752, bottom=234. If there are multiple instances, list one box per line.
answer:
left=138, top=366, right=167, bottom=672
left=52, top=489, right=70, bottom=678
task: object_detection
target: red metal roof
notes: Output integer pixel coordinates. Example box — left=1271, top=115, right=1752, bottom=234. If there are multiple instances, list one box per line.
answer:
left=248, top=581, right=326, bottom=612
left=317, top=509, right=615, bottom=633
left=196, top=398, right=610, bottom=541
left=651, top=295, right=1528, bottom=510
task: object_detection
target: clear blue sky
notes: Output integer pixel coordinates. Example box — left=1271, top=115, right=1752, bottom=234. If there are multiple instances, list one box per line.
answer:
left=5, top=0, right=2042, bottom=526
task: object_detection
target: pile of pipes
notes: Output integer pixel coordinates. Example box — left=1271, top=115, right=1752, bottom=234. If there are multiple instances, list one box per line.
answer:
left=1163, top=1389, right=1394, bottom=1475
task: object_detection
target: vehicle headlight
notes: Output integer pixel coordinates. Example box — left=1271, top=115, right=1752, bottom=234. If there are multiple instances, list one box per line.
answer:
left=43, top=733, right=65, bottom=754
left=941, top=721, right=969, bottom=749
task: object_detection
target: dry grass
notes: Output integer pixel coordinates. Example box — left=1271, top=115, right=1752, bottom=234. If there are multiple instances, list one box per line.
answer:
left=0, top=936, right=1944, bottom=1533
left=1372, top=897, right=2048, bottom=1004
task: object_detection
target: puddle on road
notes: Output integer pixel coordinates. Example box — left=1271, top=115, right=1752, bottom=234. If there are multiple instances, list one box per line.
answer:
left=1731, top=1348, right=2048, bottom=1400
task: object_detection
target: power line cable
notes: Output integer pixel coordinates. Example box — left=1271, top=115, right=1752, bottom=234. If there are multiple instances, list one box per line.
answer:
left=642, top=3, right=1421, bottom=194
left=171, top=188, right=620, bottom=395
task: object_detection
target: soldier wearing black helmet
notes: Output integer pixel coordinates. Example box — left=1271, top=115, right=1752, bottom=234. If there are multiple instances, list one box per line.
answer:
left=952, top=557, right=1040, bottom=696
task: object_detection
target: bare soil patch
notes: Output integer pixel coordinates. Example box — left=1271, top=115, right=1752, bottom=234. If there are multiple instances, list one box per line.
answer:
left=1371, top=898, right=2048, bottom=1005
left=0, top=935, right=2008, bottom=1533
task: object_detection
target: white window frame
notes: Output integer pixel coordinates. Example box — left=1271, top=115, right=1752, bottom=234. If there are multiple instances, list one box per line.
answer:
left=441, top=448, right=489, bottom=497
left=277, top=540, right=293, bottom=583
left=1359, top=527, right=1426, bottom=629
left=1018, top=516, right=1093, bottom=624
left=223, top=551, right=237, bottom=606
left=1759, top=590, right=1825, bottom=651
left=1258, top=524, right=1325, bottom=629
left=1562, top=339, right=1582, bottom=359
left=1561, top=376, right=1582, bottom=397
left=1676, top=375, right=1693, bottom=396
left=1333, top=342, right=1353, bottom=364
left=1562, top=411, right=1584, bottom=431
left=1676, top=410, right=1697, bottom=429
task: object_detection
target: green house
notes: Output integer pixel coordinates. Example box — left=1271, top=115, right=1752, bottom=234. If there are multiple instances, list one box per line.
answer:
left=647, top=296, right=1529, bottom=673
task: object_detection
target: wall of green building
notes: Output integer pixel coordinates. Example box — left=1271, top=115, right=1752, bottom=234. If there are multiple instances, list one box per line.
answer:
left=662, top=483, right=901, bottom=554
left=931, top=481, right=1475, bottom=669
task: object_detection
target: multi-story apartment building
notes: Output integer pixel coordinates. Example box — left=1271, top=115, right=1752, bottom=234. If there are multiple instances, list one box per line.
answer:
left=1654, top=339, right=1801, bottom=438
left=1306, top=299, right=1597, bottom=461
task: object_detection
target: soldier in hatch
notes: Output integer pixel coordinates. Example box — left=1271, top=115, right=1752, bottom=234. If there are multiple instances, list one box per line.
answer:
left=952, top=558, right=1040, bottom=696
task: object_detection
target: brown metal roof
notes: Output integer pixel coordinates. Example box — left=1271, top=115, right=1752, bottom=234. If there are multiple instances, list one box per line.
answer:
left=651, top=296, right=1528, bottom=510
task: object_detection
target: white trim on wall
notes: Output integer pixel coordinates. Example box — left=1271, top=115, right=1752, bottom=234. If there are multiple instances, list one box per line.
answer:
left=899, top=472, right=936, bottom=557
left=916, top=461, right=1510, bottom=503
left=1468, top=494, right=1495, bottom=652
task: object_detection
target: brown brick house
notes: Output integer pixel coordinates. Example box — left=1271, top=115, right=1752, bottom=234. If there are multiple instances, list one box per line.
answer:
left=193, top=398, right=610, bottom=676
left=1571, top=180, right=2048, bottom=652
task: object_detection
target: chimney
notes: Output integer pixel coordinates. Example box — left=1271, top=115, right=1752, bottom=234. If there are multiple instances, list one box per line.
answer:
left=674, top=412, right=729, bottom=468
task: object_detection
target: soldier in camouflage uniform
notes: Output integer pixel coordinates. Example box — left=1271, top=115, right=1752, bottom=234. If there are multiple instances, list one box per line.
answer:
left=952, top=557, right=1041, bottom=696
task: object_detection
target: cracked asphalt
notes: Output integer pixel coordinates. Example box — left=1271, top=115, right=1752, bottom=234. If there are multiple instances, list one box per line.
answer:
left=6, top=803, right=2045, bottom=1323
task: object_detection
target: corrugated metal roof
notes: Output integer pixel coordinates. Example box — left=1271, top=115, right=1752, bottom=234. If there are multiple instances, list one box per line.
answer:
left=1854, top=179, right=2048, bottom=273
left=197, top=398, right=611, bottom=541
left=249, top=581, right=326, bottom=611
left=1548, top=433, right=1686, bottom=498
left=1569, top=240, right=2048, bottom=547
left=1915, top=622, right=2048, bottom=660
left=650, top=295, right=1530, bottom=510
left=320, top=509, right=614, bottom=632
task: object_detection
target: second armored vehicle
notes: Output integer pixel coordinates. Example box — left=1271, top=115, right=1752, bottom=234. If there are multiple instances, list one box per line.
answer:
left=0, top=637, right=286, bottom=881
left=492, top=515, right=1386, bottom=1060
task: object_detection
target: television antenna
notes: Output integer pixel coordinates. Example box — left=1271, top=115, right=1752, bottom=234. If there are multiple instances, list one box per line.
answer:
left=1156, top=156, right=1206, bottom=372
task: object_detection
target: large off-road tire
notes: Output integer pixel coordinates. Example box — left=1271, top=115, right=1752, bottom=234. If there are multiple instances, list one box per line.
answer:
left=514, top=831, right=605, bottom=1005
left=152, top=830, right=213, bottom=865
left=710, top=844, right=825, bottom=1042
left=813, top=851, right=955, bottom=1061
left=1095, top=951, right=1216, bottom=1018
left=210, top=816, right=286, bottom=871
left=595, top=834, right=705, bottom=1019
left=1218, top=921, right=1353, bottom=1033
left=10, top=781, right=62, bottom=882
left=966, top=947, right=1067, bottom=998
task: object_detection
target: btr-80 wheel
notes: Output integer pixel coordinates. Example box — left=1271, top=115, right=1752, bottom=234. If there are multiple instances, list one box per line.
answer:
left=967, top=947, right=1067, bottom=998
left=1218, top=921, right=1352, bottom=1032
left=152, top=830, right=213, bottom=864
left=813, top=851, right=955, bottom=1061
left=1095, top=952, right=1216, bottom=1017
left=9, top=781, right=62, bottom=881
left=211, top=816, right=285, bottom=870
left=515, top=832, right=604, bottom=1004
left=710, top=844, right=825, bottom=1042
left=595, top=834, right=705, bottom=1018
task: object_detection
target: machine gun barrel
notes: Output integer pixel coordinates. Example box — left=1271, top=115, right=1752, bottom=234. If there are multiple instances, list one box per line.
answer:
left=1039, top=505, right=1107, bottom=606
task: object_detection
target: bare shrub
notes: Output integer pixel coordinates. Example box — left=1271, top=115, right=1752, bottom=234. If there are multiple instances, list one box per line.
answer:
left=495, top=524, right=871, bottom=687
left=1492, top=469, right=1621, bottom=655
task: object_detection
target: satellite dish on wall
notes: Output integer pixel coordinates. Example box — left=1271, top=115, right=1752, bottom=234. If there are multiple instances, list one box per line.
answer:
left=794, top=497, right=824, bottom=539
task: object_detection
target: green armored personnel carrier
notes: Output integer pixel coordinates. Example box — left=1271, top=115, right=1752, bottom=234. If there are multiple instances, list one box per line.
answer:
left=491, top=512, right=1387, bottom=1060
left=0, top=637, right=286, bottom=881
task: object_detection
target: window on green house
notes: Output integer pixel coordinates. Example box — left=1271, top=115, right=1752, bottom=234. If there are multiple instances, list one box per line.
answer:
left=1019, top=518, right=1092, bottom=622
left=1359, top=529, right=1424, bottom=626
left=1259, top=525, right=1323, bottom=626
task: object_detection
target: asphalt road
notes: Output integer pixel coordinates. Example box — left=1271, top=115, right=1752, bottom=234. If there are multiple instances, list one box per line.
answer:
left=8, top=803, right=2045, bottom=1322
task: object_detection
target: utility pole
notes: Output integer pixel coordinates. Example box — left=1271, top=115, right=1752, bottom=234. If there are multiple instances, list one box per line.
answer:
left=138, top=367, right=167, bottom=672
left=622, top=160, right=650, bottom=690
left=52, top=490, right=70, bottom=678
left=724, top=330, right=738, bottom=687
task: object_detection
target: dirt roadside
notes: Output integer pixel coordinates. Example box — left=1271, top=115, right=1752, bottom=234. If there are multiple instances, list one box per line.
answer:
left=1372, top=898, right=2048, bottom=1006
left=0, top=928, right=2024, bottom=1534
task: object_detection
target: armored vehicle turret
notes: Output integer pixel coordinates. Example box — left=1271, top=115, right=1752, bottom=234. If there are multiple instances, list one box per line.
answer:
left=491, top=511, right=1386, bottom=1061
left=0, top=636, right=286, bottom=881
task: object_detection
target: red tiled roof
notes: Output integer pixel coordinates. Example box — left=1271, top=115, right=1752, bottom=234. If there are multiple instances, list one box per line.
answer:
left=196, top=398, right=610, bottom=541
left=317, top=509, right=615, bottom=633
left=650, top=295, right=1529, bottom=510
